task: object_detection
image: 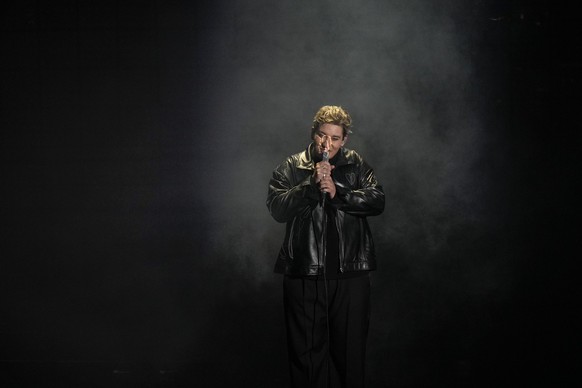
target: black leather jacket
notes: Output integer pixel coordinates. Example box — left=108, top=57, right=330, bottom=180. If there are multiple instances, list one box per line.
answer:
left=267, top=144, right=385, bottom=276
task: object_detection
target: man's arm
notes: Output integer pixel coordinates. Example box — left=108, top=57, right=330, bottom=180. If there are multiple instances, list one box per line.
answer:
left=334, top=163, right=385, bottom=217
left=267, top=160, right=319, bottom=223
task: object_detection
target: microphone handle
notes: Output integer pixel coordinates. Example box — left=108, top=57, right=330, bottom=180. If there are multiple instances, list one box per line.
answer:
left=321, top=151, right=329, bottom=206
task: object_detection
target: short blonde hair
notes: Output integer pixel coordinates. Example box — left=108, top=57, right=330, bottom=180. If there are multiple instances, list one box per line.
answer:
left=311, top=105, right=352, bottom=138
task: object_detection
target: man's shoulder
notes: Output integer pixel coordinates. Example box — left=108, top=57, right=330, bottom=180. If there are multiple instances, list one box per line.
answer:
left=280, top=147, right=311, bottom=169
left=339, top=148, right=365, bottom=165
left=288, top=149, right=307, bottom=161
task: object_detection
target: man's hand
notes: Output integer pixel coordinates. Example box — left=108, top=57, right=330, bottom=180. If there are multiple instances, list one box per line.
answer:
left=314, top=161, right=336, bottom=199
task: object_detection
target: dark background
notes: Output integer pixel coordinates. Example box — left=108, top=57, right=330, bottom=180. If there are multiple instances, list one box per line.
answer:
left=1, top=0, right=579, bottom=387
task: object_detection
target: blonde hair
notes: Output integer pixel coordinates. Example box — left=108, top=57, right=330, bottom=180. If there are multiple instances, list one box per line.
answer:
left=311, top=105, right=352, bottom=138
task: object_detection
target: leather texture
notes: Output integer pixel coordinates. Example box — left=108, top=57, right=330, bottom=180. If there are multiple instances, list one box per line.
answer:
left=267, top=144, right=385, bottom=276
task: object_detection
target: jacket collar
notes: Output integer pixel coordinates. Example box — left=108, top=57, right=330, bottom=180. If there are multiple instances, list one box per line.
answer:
left=297, top=143, right=354, bottom=170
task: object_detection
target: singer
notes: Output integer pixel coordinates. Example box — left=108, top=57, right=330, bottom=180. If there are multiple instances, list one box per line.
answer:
left=267, top=105, right=385, bottom=387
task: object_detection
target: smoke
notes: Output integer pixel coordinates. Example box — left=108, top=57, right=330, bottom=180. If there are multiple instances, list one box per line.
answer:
left=1, top=2, right=561, bottom=381
left=188, top=0, right=493, bottom=291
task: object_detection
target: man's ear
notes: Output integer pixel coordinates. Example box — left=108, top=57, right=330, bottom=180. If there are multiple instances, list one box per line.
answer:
left=341, top=135, right=348, bottom=146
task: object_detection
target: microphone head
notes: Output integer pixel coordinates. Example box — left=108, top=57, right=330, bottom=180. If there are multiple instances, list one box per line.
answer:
left=322, top=150, right=329, bottom=162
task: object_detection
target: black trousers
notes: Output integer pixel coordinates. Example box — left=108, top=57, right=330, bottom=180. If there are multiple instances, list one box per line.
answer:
left=283, top=275, right=371, bottom=388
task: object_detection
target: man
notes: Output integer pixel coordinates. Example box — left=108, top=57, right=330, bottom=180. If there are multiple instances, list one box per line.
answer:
left=267, top=105, right=385, bottom=387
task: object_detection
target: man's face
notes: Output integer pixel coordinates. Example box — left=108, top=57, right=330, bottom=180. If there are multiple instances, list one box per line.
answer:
left=313, top=123, right=346, bottom=160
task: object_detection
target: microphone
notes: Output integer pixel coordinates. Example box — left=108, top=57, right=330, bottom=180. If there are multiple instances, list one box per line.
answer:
left=321, top=134, right=330, bottom=163
left=321, top=149, right=329, bottom=206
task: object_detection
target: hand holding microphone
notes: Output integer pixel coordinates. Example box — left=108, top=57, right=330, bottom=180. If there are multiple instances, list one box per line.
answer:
left=315, top=135, right=336, bottom=199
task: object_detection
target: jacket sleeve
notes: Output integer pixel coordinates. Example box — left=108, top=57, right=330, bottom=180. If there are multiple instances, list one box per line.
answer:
left=334, top=162, right=385, bottom=217
left=267, top=160, right=319, bottom=223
